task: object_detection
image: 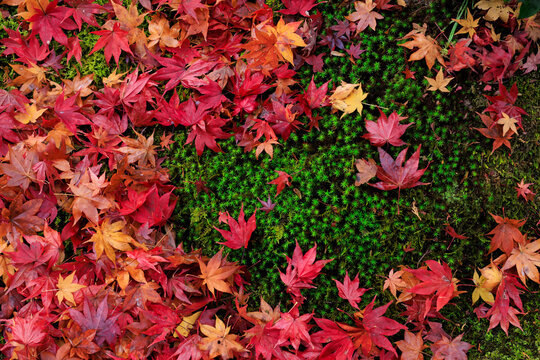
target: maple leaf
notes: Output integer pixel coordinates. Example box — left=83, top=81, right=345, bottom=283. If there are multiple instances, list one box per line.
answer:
left=199, top=316, right=245, bottom=359
left=22, top=0, right=76, bottom=45
left=268, top=170, right=293, bottom=197
left=474, top=113, right=515, bottom=154
left=487, top=213, right=526, bottom=254
left=400, top=31, right=445, bottom=70
left=354, top=158, right=377, bottom=186
left=266, top=17, right=307, bottom=64
left=431, top=334, right=472, bottom=360
left=54, top=92, right=91, bottom=133
left=118, top=131, right=157, bottom=167
left=362, top=109, right=412, bottom=146
left=333, top=271, right=368, bottom=309
left=425, top=68, right=453, bottom=92
left=330, top=82, right=368, bottom=118
left=279, top=241, right=333, bottom=298
left=1, top=195, right=43, bottom=236
left=214, top=204, right=257, bottom=250
left=496, top=112, right=519, bottom=136
left=475, top=0, right=513, bottom=22
left=502, top=238, right=540, bottom=284
left=87, top=219, right=139, bottom=262
left=515, top=179, right=536, bottom=202
left=198, top=249, right=239, bottom=296
left=271, top=312, right=313, bottom=350
left=472, top=270, right=495, bottom=304
left=68, top=297, right=120, bottom=346
left=396, top=331, right=427, bottom=360
left=406, top=260, right=461, bottom=313
left=56, top=271, right=85, bottom=305
left=257, top=196, right=276, bottom=214
left=148, top=14, right=180, bottom=49
left=297, top=77, right=329, bottom=127
left=0, top=147, right=38, bottom=191
left=279, top=0, right=319, bottom=16
left=453, top=9, right=480, bottom=38
left=14, top=103, right=46, bottom=124
left=357, top=298, right=407, bottom=357
left=346, top=0, right=384, bottom=33
left=447, top=38, right=477, bottom=72
left=90, top=23, right=133, bottom=64
left=484, top=82, right=527, bottom=127
left=383, top=268, right=407, bottom=299
left=370, top=146, right=429, bottom=192
left=7, top=314, right=48, bottom=350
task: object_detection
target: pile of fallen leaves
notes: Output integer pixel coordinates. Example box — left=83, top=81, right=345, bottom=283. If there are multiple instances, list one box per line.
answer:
left=0, top=0, right=539, bottom=358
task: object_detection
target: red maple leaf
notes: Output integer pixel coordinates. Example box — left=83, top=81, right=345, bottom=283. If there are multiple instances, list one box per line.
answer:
left=370, top=146, right=429, bottom=192
left=214, top=204, right=257, bottom=250
left=333, top=271, right=368, bottom=309
left=129, top=185, right=177, bottom=227
left=356, top=298, right=407, bottom=357
left=271, top=312, right=313, bottom=350
left=362, top=109, right=412, bottom=147
left=484, top=82, right=527, bottom=127
left=268, top=170, right=292, bottom=197
left=54, top=93, right=91, bottom=133
left=68, top=297, right=120, bottom=346
left=406, top=260, right=461, bottom=314
left=90, top=23, right=133, bottom=64
left=297, top=76, right=329, bottom=129
left=487, top=213, right=526, bottom=254
left=279, top=241, right=333, bottom=299
left=279, top=0, right=319, bottom=16
left=26, top=0, right=76, bottom=45
left=312, top=318, right=358, bottom=360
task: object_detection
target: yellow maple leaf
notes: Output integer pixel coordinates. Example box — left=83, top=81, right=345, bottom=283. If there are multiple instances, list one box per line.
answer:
left=56, top=272, right=86, bottom=305
left=265, top=17, right=306, bottom=64
left=472, top=270, right=495, bottom=304
left=199, top=316, right=244, bottom=359
left=424, top=68, right=453, bottom=92
left=86, top=219, right=139, bottom=262
left=174, top=311, right=202, bottom=338
left=14, top=103, right=46, bottom=124
left=454, top=9, right=480, bottom=38
left=497, top=112, right=518, bottom=136
left=329, top=82, right=368, bottom=118
left=475, top=0, right=513, bottom=22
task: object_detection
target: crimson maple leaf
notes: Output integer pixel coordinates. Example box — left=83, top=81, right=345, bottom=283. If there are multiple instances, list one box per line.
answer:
left=297, top=77, right=329, bottom=129
left=54, top=93, right=91, bottom=133
left=24, top=0, right=76, bottom=45
left=484, top=274, right=525, bottom=335
left=214, top=204, right=257, bottom=250
left=484, top=82, right=527, bottom=127
left=280, top=241, right=333, bottom=299
left=362, top=109, right=412, bottom=147
left=271, top=312, right=313, bottom=350
left=356, top=298, right=407, bottom=357
left=90, top=23, right=133, bottom=64
left=129, top=185, right=177, bottom=227
left=487, top=213, right=526, bottom=255
left=406, top=260, right=461, bottom=314
left=312, top=318, right=358, bottom=360
left=333, top=271, right=368, bottom=309
left=279, top=0, right=319, bottom=16
left=268, top=170, right=292, bottom=197
left=5, top=314, right=48, bottom=352
left=370, top=146, right=429, bottom=192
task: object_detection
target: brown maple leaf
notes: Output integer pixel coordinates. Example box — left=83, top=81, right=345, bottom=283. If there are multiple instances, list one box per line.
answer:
left=425, top=69, right=453, bottom=92
left=354, top=158, right=377, bottom=186
left=198, top=316, right=245, bottom=359
left=118, top=131, right=157, bottom=167
left=1, top=195, right=43, bottom=236
left=502, top=238, right=540, bottom=284
left=198, top=249, right=239, bottom=296
left=346, top=0, right=384, bottom=33
left=0, top=147, right=38, bottom=191
left=396, top=331, right=427, bottom=360
left=400, top=31, right=445, bottom=70
left=453, top=9, right=480, bottom=38
left=148, top=15, right=180, bottom=49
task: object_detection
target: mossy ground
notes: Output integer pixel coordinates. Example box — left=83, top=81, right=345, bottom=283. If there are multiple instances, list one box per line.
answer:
left=1, top=0, right=539, bottom=358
